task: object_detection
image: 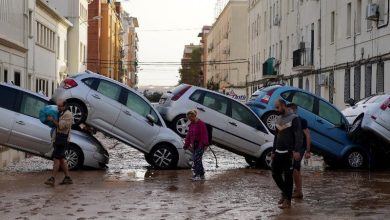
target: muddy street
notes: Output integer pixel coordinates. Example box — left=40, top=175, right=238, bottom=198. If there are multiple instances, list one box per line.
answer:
left=1, top=135, right=390, bottom=220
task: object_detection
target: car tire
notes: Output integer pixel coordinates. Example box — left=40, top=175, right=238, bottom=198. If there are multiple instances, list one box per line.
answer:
left=172, top=115, right=189, bottom=138
left=344, top=149, right=367, bottom=169
left=68, top=101, right=87, bottom=126
left=144, top=154, right=154, bottom=166
left=245, top=157, right=258, bottom=167
left=348, top=116, right=363, bottom=142
left=65, top=145, right=84, bottom=170
left=149, top=144, right=178, bottom=170
left=262, top=112, right=279, bottom=134
left=260, top=149, right=273, bottom=169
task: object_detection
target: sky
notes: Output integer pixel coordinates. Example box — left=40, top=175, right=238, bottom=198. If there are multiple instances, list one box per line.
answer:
left=120, top=0, right=217, bottom=87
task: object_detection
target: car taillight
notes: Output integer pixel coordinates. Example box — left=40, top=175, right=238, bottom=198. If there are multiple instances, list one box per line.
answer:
left=260, top=88, right=277, bottom=104
left=171, top=85, right=192, bottom=101
left=63, top=79, right=78, bottom=89
left=380, top=97, right=390, bottom=110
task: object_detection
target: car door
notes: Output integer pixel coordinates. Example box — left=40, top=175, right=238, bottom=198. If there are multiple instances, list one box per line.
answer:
left=86, top=79, right=122, bottom=133
left=0, top=85, right=18, bottom=145
left=225, top=100, right=271, bottom=155
left=195, top=92, right=230, bottom=146
left=314, top=99, right=350, bottom=157
left=8, top=93, right=51, bottom=154
left=113, top=89, right=160, bottom=151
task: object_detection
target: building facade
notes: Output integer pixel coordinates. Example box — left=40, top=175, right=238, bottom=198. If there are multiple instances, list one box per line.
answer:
left=198, top=26, right=212, bottom=87
left=248, top=0, right=390, bottom=109
left=207, top=0, right=248, bottom=98
left=122, top=13, right=139, bottom=87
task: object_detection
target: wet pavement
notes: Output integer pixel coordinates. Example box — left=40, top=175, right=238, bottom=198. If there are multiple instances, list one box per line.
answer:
left=1, top=134, right=390, bottom=220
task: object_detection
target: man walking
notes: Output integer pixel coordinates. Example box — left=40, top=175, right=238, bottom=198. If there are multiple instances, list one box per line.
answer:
left=287, top=103, right=311, bottom=199
left=272, top=99, right=303, bottom=209
left=45, top=100, right=73, bottom=186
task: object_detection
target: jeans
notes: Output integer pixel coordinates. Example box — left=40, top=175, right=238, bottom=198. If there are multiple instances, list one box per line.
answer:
left=272, top=152, right=294, bottom=200
left=193, top=147, right=205, bottom=177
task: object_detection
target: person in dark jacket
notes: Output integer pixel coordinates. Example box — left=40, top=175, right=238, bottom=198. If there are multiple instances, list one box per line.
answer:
left=271, top=99, right=303, bottom=209
left=184, top=110, right=209, bottom=181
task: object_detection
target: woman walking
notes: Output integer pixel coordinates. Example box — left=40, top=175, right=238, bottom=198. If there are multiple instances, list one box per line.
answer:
left=184, top=110, right=209, bottom=181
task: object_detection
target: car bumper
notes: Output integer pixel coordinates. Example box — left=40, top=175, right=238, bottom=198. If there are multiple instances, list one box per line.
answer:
left=362, top=118, right=390, bottom=143
left=156, top=105, right=176, bottom=122
left=83, top=150, right=109, bottom=169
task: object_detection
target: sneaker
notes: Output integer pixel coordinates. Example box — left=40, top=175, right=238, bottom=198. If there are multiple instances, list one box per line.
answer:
left=191, top=176, right=202, bottom=181
left=278, top=200, right=291, bottom=209
left=278, top=195, right=286, bottom=205
left=44, top=177, right=55, bottom=186
left=59, top=176, right=73, bottom=185
left=292, top=191, right=303, bottom=199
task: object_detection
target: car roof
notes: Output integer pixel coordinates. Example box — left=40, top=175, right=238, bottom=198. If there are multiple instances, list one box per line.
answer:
left=0, top=82, right=49, bottom=101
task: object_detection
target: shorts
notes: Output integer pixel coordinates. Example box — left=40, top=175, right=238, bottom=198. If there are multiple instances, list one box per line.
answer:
left=292, top=148, right=306, bottom=171
left=52, top=144, right=66, bottom=160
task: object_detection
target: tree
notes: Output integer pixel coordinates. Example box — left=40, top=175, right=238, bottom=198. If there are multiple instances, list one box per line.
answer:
left=178, top=47, right=202, bottom=86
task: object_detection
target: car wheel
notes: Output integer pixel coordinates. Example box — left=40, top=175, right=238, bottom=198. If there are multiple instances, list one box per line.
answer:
left=150, top=144, right=178, bottom=169
left=345, top=149, right=366, bottom=169
left=68, top=102, right=87, bottom=126
left=348, top=116, right=363, bottom=142
left=144, top=154, right=153, bottom=166
left=65, top=145, right=84, bottom=170
left=245, top=157, right=257, bottom=167
left=260, top=149, right=273, bottom=169
left=262, top=112, right=279, bottom=134
left=172, top=115, right=189, bottom=137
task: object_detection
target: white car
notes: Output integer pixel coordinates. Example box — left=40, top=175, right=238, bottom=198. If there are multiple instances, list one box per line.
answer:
left=343, top=94, right=390, bottom=144
left=156, top=84, right=275, bottom=168
left=52, top=71, right=190, bottom=169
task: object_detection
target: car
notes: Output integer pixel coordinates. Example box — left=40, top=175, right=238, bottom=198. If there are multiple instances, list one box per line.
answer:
left=156, top=84, right=275, bottom=168
left=0, top=83, right=109, bottom=170
left=342, top=94, right=390, bottom=144
left=52, top=71, right=190, bottom=170
left=246, top=85, right=370, bottom=169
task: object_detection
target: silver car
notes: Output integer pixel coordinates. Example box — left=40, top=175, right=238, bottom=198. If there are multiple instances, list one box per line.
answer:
left=156, top=84, right=275, bottom=168
left=52, top=71, right=190, bottom=169
left=0, top=83, right=109, bottom=170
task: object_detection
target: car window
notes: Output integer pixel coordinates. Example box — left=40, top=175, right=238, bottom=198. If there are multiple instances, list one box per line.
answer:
left=318, top=100, right=342, bottom=125
left=0, top=85, right=18, bottom=111
left=231, top=101, right=261, bottom=129
left=126, top=91, right=151, bottom=117
left=96, top=80, right=121, bottom=101
left=82, top=78, right=95, bottom=88
left=202, top=92, right=228, bottom=114
left=150, top=109, right=161, bottom=125
left=20, top=94, right=48, bottom=118
left=280, top=91, right=293, bottom=102
left=291, top=92, right=314, bottom=112
left=189, top=90, right=204, bottom=103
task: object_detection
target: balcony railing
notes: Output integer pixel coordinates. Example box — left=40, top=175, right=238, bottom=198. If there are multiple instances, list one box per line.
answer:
left=292, top=48, right=314, bottom=71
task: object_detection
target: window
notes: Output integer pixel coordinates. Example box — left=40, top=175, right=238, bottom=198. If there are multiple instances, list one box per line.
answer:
left=298, top=77, right=303, bottom=89
left=378, top=0, right=388, bottom=26
left=354, top=66, right=361, bottom=101
left=286, top=36, right=289, bottom=60
left=36, top=78, right=49, bottom=96
left=377, top=62, right=384, bottom=93
left=14, top=71, right=20, bottom=86
left=0, top=85, right=17, bottom=110
left=365, top=64, right=372, bottom=97
left=291, top=92, right=315, bottom=112
left=82, top=78, right=95, bottom=88
left=57, top=36, right=60, bottom=59
left=347, top=3, right=352, bottom=37
left=356, top=0, right=362, bottom=33
left=125, top=91, right=150, bottom=117
left=189, top=90, right=204, bottom=103
left=318, top=100, right=342, bottom=125
left=28, top=10, right=33, bottom=37
left=96, top=80, right=122, bottom=101
left=231, top=101, right=260, bottom=129
left=344, top=69, right=351, bottom=102
left=331, top=11, right=335, bottom=43
left=281, top=91, right=293, bottom=101
left=3, top=69, right=7, bottom=82
left=202, top=92, right=228, bottom=115
left=317, top=19, right=321, bottom=48
left=36, top=22, right=55, bottom=50
left=20, top=94, right=47, bottom=119
left=367, top=0, right=373, bottom=30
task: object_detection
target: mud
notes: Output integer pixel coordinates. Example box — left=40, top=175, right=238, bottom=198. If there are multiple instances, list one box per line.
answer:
left=1, top=135, right=390, bottom=219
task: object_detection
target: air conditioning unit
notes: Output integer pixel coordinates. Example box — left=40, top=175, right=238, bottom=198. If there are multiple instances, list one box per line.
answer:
left=273, top=15, right=280, bottom=26
left=319, top=74, right=329, bottom=87
left=366, top=3, right=379, bottom=21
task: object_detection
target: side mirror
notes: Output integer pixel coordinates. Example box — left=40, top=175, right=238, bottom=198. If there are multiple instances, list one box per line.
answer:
left=146, top=114, right=156, bottom=124
left=346, top=98, right=355, bottom=107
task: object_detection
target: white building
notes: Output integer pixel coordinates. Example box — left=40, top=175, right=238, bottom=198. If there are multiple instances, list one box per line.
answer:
left=207, top=0, right=249, bottom=98
left=46, top=0, right=89, bottom=75
left=0, top=0, right=29, bottom=168
left=28, top=0, right=72, bottom=96
left=248, top=0, right=390, bottom=109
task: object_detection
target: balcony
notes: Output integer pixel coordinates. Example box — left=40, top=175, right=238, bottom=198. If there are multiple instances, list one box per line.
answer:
left=262, top=57, right=278, bottom=78
left=292, top=48, right=314, bottom=72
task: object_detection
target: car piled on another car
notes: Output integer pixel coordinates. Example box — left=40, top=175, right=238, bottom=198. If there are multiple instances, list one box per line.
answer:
left=246, top=85, right=370, bottom=169
left=157, top=84, right=275, bottom=168
left=52, top=71, right=191, bottom=169
left=0, top=83, right=108, bottom=170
